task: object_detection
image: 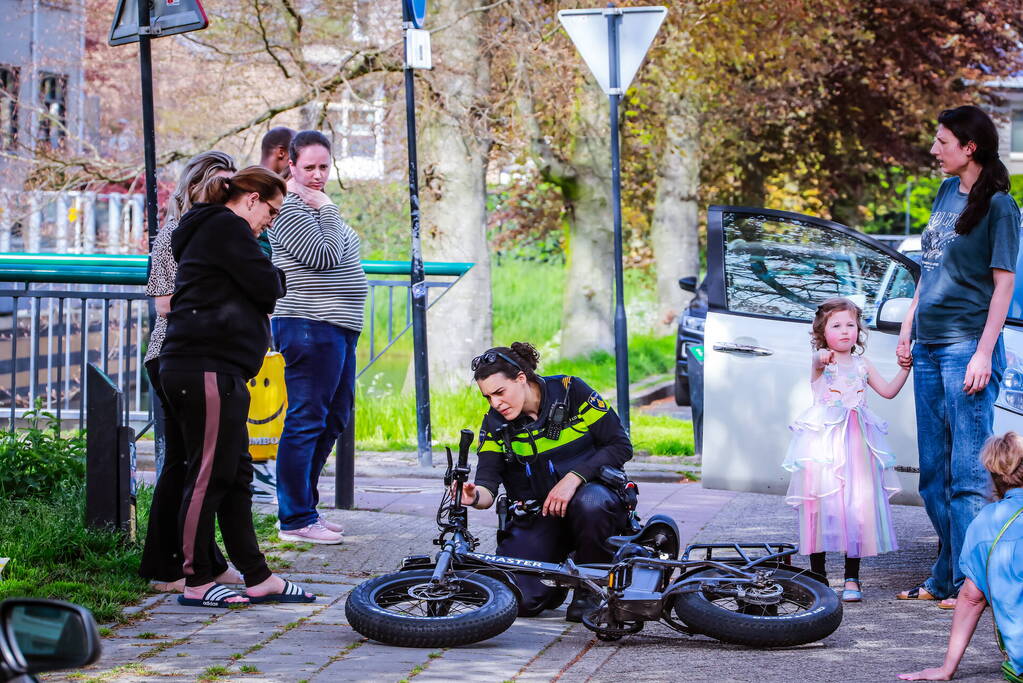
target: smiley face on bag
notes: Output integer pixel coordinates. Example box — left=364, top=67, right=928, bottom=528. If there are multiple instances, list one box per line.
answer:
left=247, top=351, right=287, bottom=462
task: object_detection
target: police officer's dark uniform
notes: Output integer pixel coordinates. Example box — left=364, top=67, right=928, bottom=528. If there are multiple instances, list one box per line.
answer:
left=474, top=374, right=634, bottom=617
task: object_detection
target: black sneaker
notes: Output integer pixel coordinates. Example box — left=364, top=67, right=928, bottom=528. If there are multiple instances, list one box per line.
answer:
left=565, top=589, right=600, bottom=623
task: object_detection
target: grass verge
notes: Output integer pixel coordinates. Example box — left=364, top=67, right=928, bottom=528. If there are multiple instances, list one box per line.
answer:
left=355, top=334, right=691, bottom=455
left=0, top=482, right=151, bottom=623
left=1, top=481, right=284, bottom=623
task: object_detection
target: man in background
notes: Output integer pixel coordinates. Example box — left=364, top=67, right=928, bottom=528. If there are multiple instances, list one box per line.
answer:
left=260, top=126, right=295, bottom=176
left=258, top=127, right=295, bottom=258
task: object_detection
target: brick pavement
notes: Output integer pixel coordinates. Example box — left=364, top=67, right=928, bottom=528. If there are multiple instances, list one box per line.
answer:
left=50, top=479, right=1005, bottom=683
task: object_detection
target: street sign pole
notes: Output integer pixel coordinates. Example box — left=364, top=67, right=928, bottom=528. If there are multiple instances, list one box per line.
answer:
left=558, top=5, right=665, bottom=433
left=605, top=9, right=630, bottom=433
left=137, top=0, right=159, bottom=251
left=402, top=2, right=432, bottom=467
left=108, top=0, right=208, bottom=478
left=137, top=0, right=164, bottom=476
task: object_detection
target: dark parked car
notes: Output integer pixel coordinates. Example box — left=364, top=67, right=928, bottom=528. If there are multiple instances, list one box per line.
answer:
left=0, top=599, right=101, bottom=682
left=673, top=276, right=707, bottom=408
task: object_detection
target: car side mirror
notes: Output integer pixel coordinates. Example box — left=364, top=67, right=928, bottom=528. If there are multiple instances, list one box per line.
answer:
left=678, top=276, right=697, bottom=293
left=0, top=599, right=101, bottom=677
left=875, top=297, right=912, bottom=333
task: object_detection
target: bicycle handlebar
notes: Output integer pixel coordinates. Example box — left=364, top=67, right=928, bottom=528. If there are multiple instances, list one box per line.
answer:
left=458, top=429, right=473, bottom=469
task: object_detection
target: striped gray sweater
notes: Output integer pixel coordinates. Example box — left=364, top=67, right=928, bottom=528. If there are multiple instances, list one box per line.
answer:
left=268, top=193, right=368, bottom=332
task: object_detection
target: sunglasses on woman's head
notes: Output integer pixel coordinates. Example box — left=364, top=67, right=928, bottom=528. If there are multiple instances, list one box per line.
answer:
left=470, top=351, right=522, bottom=372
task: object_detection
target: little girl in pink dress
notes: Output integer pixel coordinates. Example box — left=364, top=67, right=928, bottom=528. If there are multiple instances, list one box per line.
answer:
left=783, top=298, right=910, bottom=602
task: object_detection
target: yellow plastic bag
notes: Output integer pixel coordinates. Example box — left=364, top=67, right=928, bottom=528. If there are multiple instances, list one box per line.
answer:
left=247, top=351, right=287, bottom=462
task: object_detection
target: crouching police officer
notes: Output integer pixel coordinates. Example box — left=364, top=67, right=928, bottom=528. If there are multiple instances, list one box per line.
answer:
left=456, top=341, right=636, bottom=622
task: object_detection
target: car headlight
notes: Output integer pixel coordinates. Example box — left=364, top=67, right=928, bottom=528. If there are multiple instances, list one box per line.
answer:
left=996, top=364, right=1023, bottom=415
left=682, top=314, right=705, bottom=334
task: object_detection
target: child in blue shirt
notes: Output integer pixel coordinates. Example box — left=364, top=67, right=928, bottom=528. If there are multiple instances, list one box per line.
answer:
left=900, top=431, right=1023, bottom=681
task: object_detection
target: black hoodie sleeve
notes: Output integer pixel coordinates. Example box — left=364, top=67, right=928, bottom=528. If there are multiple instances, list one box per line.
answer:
left=565, top=377, right=633, bottom=483
left=207, top=218, right=287, bottom=314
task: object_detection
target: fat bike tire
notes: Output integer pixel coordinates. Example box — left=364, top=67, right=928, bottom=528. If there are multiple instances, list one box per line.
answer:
left=672, top=568, right=842, bottom=648
left=345, top=569, right=518, bottom=648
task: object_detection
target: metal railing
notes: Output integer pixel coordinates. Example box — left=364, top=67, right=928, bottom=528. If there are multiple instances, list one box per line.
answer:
left=0, top=254, right=472, bottom=430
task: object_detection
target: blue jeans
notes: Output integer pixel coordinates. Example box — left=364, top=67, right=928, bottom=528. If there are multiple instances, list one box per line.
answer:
left=272, top=317, right=359, bottom=531
left=913, top=336, right=1003, bottom=598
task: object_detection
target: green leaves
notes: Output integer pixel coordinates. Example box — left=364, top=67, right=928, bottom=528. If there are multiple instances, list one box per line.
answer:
left=0, top=402, right=85, bottom=501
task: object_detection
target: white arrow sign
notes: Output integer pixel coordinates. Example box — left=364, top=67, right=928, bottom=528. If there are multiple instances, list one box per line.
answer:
left=558, top=7, right=667, bottom=95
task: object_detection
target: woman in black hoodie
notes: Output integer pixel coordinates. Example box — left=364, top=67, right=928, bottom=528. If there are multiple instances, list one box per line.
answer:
left=160, top=166, right=313, bottom=607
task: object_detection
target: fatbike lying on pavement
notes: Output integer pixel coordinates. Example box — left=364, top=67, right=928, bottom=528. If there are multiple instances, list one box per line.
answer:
left=345, top=430, right=843, bottom=648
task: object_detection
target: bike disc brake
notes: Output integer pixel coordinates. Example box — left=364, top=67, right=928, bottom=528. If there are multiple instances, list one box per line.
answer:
left=407, top=582, right=460, bottom=601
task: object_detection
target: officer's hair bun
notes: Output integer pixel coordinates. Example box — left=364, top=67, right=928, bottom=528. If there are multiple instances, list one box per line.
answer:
left=509, top=342, right=540, bottom=371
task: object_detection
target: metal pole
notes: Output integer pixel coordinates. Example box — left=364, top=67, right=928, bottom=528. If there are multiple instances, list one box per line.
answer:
left=137, top=0, right=164, bottom=477
left=606, top=7, right=630, bottom=432
left=137, top=0, right=159, bottom=250
left=402, top=11, right=432, bottom=467
left=334, top=407, right=356, bottom=509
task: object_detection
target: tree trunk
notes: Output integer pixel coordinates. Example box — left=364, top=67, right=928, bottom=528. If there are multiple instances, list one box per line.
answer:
left=651, top=95, right=701, bottom=335
left=559, top=86, right=614, bottom=358
left=414, top=0, right=493, bottom=391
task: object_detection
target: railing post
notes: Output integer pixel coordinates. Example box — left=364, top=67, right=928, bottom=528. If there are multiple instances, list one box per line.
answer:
left=334, top=407, right=355, bottom=510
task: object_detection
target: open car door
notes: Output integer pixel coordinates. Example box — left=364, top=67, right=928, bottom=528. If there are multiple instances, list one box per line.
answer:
left=701, top=206, right=923, bottom=504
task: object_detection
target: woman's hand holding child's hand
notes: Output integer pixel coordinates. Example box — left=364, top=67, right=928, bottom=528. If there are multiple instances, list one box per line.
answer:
left=896, top=334, right=913, bottom=369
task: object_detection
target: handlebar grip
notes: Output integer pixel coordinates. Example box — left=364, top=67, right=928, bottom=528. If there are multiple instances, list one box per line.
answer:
left=445, top=446, right=453, bottom=472
left=458, top=429, right=474, bottom=468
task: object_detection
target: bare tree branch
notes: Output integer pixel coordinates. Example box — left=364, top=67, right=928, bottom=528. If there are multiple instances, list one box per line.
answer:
left=253, top=0, right=292, bottom=79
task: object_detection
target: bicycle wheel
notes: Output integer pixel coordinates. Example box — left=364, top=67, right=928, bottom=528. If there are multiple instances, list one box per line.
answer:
left=345, top=569, right=518, bottom=648
left=672, top=568, right=842, bottom=647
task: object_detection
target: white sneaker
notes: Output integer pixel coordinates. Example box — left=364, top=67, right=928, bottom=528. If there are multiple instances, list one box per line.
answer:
left=278, top=521, right=343, bottom=545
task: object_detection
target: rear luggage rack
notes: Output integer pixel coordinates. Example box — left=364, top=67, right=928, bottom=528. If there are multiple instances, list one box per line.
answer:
left=681, top=542, right=797, bottom=568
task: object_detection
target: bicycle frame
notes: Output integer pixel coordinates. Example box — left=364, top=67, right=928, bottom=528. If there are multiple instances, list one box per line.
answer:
left=406, top=430, right=801, bottom=630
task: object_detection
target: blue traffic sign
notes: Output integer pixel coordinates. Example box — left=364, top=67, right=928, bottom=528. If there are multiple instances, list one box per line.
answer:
left=403, top=0, right=427, bottom=28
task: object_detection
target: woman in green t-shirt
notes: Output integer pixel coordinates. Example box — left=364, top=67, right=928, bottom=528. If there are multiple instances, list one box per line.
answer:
left=895, top=105, right=1021, bottom=609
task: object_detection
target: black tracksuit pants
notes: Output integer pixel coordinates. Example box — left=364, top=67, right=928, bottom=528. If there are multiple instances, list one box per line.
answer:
left=497, top=482, right=628, bottom=616
left=160, top=369, right=272, bottom=588
left=139, top=359, right=229, bottom=583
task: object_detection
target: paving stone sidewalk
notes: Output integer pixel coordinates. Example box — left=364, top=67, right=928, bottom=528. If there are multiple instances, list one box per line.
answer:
left=51, top=480, right=1005, bottom=682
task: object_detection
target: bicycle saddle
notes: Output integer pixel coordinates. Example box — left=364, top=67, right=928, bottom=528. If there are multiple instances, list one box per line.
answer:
left=606, top=514, right=680, bottom=560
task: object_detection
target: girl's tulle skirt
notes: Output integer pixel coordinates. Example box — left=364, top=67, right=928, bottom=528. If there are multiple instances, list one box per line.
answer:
left=783, top=405, right=901, bottom=557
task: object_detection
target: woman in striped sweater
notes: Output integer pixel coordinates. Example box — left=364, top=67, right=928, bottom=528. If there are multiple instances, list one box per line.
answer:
left=268, top=130, right=368, bottom=544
